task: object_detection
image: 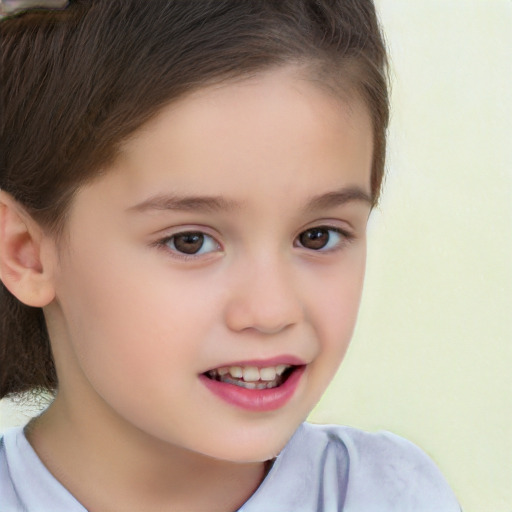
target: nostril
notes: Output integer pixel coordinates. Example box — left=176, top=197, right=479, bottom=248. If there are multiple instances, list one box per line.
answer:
left=250, top=322, right=294, bottom=335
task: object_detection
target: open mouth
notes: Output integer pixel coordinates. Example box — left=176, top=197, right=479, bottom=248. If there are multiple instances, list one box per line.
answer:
left=203, top=364, right=298, bottom=390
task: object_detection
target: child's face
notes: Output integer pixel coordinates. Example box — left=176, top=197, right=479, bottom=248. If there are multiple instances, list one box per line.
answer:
left=46, top=67, right=373, bottom=461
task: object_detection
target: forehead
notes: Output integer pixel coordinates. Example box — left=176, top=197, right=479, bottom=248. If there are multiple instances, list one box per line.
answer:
left=82, top=67, right=373, bottom=216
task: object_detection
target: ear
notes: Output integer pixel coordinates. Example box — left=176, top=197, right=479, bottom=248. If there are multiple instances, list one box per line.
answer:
left=0, top=190, right=56, bottom=307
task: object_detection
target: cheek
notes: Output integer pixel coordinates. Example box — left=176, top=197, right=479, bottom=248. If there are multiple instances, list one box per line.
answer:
left=309, top=250, right=366, bottom=364
left=54, top=248, right=218, bottom=391
left=52, top=254, right=225, bottom=435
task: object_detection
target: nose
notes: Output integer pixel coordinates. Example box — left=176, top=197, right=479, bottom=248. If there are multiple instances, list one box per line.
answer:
left=223, top=256, right=304, bottom=335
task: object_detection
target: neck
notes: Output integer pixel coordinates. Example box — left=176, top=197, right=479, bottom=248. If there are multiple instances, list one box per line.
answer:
left=25, top=394, right=268, bottom=512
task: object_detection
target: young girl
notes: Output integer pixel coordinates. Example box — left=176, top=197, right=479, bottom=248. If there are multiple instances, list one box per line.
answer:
left=0, top=1, right=461, bottom=510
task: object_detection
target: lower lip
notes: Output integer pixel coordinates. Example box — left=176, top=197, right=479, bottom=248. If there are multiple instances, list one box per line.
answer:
left=199, top=366, right=306, bottom=412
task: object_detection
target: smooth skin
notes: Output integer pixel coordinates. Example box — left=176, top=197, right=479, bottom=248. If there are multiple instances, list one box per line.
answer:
left=0, top=67, right=373, bottom=511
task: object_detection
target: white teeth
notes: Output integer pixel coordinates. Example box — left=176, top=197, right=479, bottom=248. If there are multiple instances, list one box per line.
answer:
left=209, top=364, right=294, bottom=383
left=276, top=364, right=288, bottom=376
left=229, top=366, right=243, bottom=378
left=259, top=367, right=277, bottom=381
left=242, top=367, right=260, bottom=382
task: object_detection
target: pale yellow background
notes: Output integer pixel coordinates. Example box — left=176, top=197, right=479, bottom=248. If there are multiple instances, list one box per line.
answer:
left=1, top=1, right=511, bottom=511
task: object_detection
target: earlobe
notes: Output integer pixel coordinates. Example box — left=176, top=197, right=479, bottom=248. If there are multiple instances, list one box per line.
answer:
left=0, top=191, right=56, bottom=308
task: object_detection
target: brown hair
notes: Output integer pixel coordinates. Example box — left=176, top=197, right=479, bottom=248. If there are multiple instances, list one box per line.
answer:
left=0, top=0, right=389, bottom=398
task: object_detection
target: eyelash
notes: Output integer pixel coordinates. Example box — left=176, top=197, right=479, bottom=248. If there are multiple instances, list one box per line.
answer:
left=294, top=226, right=354, bottom=253
left=154, top=231, right=221, bottom=261
left=155, top=225, right=354, bottom=261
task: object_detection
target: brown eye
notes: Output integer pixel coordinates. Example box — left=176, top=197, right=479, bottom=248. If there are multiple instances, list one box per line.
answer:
left=299, top=228, right=329, bottom=250
left=298, top=227, right=344, bottom=251
left=167, top=232, right=219, bottom=255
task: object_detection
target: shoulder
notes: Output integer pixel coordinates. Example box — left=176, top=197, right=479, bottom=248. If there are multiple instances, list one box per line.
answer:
left=243, top=422, right=460, bottom=511
left=0, top=426, right=87, bottom=512
left=0, top=428, right=25, bottom=511
left=296, top=422, right=461, bottom=511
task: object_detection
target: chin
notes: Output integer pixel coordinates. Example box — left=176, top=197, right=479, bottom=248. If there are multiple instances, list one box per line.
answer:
left=195, top=421, right=301, bottom=463
left=204, top=442, right=286, bottom=464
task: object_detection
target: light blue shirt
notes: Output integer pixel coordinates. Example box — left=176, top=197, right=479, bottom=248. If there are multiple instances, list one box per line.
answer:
left=0, top=422, right=460, bottom=511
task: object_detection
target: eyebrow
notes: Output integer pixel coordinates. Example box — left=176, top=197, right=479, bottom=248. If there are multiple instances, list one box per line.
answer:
left=127, top=194, right=239, bottom=214
left=304, top=187, right=372, bottom=212
left=127, top=186, right=372, bottom=214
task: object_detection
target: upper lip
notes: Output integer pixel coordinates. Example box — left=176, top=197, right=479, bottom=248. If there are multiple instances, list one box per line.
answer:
left=203, top=355, right=307, bottom=372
